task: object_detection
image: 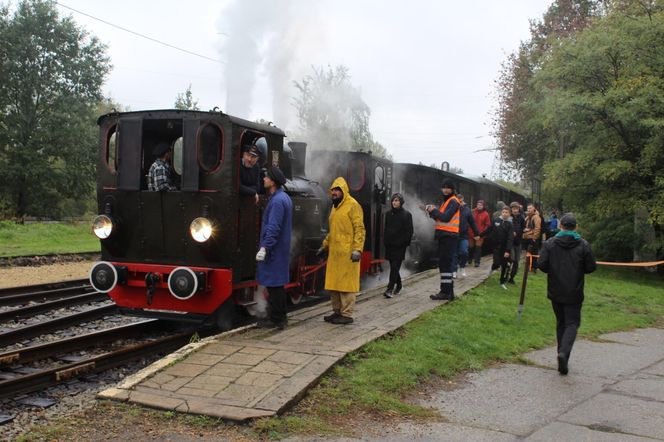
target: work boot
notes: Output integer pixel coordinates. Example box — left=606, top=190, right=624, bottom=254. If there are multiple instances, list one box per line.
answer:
left=323, top=312, right=340, bottom=323
left=257, top=319, right=285, bottom=330
left=393, top=284, right=402, bottom=295
left=331, top=315, right=354, bottom=325
left=430, top=292, right=454, bottom=301
left=557, top=352, right=568, bottom=375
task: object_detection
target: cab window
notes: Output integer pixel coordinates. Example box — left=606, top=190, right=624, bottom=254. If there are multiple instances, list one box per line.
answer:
left=347, top=158, right=365, bottom=191
left=106, top=125, right=118, bottom=172
left=198, top=123, right=223, bottom=172
left=173, top=137, right=183, bottom=176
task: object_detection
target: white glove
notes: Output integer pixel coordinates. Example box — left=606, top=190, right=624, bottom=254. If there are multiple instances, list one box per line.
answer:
left=256, top=247, right=267, bottom=261
left=351, top=250, right=361, bottom=262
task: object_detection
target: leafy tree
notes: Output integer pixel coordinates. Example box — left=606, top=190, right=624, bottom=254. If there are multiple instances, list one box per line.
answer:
left=292, top=65, right=390, bottom=159
left=0, top=0, right=110, bottom=219
left=493, top=0, right=664, bottom=259
left=174, top=84, right=199, bottom=110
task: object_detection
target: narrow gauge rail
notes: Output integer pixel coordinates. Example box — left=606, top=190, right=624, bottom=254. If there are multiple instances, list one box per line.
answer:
left=0, top=326, right=195, bottom=399
left=0, top=292, right=109, bottom=322
left=0, top=279, right=92, bottom=305
left=0, top=304, right=117, bottom=348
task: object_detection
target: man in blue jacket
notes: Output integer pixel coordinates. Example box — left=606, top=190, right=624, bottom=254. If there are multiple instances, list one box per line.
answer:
left=538, top=213, right=596, bottom=375
left=256, top=167, right=292, bottom=329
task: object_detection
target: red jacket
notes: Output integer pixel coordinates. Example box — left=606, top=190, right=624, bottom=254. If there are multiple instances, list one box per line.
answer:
left=471, top=208, right=491, bottom=236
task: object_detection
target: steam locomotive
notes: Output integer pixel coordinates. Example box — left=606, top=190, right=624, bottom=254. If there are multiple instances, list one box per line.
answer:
left=88, top=109, right=526, bottom=329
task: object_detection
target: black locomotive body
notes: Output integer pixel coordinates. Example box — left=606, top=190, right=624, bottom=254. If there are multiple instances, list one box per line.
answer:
left=89, top=110, right=328, bottom=327
left=89, top=109, right=528, bottom=327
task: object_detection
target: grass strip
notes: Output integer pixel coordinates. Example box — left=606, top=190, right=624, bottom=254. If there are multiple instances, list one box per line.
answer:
left=0, top=221, right=100, bottom=257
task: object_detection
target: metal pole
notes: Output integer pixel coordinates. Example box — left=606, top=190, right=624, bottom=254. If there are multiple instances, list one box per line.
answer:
left=517, top=254, right=530, bottom=321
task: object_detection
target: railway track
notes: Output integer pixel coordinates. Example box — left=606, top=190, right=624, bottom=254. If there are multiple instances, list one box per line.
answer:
left=0, top=320, right=197, bottom=399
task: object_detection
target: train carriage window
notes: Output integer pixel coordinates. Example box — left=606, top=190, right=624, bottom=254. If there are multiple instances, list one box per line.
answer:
left=173, top=137, right=183, bottom=176
left=198, top=123, right=223, bottom=172
left=106, top=125, right=118, bottom=173
left=347, top=158, right=365, bottom=191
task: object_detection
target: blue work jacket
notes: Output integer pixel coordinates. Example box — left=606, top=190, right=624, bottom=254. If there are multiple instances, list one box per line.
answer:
left=256, top=188, right=293, bottom=287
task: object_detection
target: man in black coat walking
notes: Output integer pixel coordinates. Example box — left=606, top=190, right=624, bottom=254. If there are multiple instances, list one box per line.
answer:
left=383, top=193, right=413, bottom=298
left=538, top=213, right=596, bottom=375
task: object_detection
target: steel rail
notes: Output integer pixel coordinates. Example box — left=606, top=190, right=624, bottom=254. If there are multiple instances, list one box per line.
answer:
left=0, top=304, right=117, bottom=348
left=0, top=330, right=195, bottom=399
left=0, top=292, right=109, bottom=323
left=0, top=319, right=160, bottom=366
left=0, top=279, right=91, bottom=300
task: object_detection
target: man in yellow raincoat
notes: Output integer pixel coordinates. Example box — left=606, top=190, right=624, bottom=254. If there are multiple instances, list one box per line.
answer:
left=318, top=177, right=366, bottom=325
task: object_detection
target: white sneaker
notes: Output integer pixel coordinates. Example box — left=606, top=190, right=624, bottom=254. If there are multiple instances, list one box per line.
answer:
left=500, top=283, right=508, bottom=290
left=452, top=272, right=457, bottom=279
left=461, top=269, right=467, bottom=277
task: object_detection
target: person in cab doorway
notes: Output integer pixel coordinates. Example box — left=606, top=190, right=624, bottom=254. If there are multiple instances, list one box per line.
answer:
left=319, top=177, right=366, bottom=324
left=481, top=206, right=514, bottom=290
left=470, top=199, right=491, bottom=267
left=239, top=144, right=261, bottom=204
left=383, top=193, right=413, bottom=298
left=425, top=179, right=460, bottom=301
left=255, top=167, right=292, bottom=330
left=508, top=202, right=525, bottom=285
left=523, top=203, right=543, bottom=271
left=148, top=142, right=177, bottom=191
left=538, top=213, right=596, bottom=375
left=453, top=194, right=480, bottom=278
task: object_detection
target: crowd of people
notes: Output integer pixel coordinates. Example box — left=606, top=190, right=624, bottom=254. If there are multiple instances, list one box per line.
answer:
left=147, top=142, right=597, bottom=375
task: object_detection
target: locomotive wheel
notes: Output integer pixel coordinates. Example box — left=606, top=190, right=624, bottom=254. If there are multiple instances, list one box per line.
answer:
left=289, top=291, right=303, bottom=305
left=214, top=298, right=238, bottom=331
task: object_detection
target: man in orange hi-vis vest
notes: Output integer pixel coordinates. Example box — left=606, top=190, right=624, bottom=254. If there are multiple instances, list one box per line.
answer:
left=425, top=179, right=461, bottom=301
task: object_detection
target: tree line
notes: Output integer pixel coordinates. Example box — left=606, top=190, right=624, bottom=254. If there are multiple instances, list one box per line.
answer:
left=0, top=1, right=389, bottom=221
left=494, top=0, right=664, bottom=260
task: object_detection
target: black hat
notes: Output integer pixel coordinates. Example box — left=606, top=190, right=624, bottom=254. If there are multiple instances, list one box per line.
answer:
left=153, top=142, right=170, bottom=157
left=441, top=179, right=455, bottom=190
left=242, top=144, right=260, bottom=157
left=560, top=213, right=577, bottom=228
left=267, top=166, right=286, bottom=186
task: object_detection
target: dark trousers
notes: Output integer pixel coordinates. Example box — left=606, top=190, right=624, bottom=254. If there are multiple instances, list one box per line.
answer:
left=551, top=301, right=582, bottom=360
left=387, top=258, right=403, bottom=290
left=491, top=249, right=510, bottom=283
left=267, top=286, right=288, bottom=325
left=510, top=245, right=521, bottom=281
left=438, top=236, right=458, bottom=295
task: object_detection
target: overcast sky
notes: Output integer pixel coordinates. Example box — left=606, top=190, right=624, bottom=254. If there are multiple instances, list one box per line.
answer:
left=52, top=0, right=553, bottom=178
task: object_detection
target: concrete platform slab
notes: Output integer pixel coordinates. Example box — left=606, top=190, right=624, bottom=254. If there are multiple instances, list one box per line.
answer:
left=559, top=392, right=664, bottom=440
left=523, top=339, right=663, bottom=380
left=421, top=364, right=605, bottom=436
left=608, top=374, right=664, bottom=402
left=526, top=421, right=656, bottom=442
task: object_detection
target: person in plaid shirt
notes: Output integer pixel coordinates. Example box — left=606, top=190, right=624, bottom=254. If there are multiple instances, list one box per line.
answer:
left=148, top=143, right=177, bottom=191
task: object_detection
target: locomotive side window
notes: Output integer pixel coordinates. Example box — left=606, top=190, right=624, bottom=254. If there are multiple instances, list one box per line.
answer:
left=198, top=123, right=223, bottom=172
left=348, top=158, right=365, bottom=191
left=374, top=164, right=386, bottom=204
left=106, top=125, right=118, bottom=173
left=173, top=137, right=183, bottom=176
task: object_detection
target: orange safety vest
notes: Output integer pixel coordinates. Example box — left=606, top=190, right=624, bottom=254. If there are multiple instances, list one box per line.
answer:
left=435, top=196, right=461, bottom=233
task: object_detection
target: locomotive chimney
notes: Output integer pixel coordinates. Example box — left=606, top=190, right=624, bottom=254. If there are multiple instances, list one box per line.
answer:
left=288, top=142, right=307, bottom=177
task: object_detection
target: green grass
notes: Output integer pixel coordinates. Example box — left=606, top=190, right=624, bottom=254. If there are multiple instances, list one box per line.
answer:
left=0, top=220, right=100, bottom=257
left=258, top=266, right=664, bottom=437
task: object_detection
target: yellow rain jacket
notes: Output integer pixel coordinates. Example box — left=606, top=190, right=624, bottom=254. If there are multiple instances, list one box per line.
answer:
left=322, top=177, right=366, bottom=292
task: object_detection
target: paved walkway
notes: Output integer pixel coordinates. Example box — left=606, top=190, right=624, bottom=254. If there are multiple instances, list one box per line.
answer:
left=99, top=265, right=490, bottom=421
left=286, top=327, right=664, bottom=441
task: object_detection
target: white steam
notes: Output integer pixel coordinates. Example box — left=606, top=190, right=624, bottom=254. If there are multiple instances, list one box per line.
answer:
left=218, top=0, right=325, bottom=129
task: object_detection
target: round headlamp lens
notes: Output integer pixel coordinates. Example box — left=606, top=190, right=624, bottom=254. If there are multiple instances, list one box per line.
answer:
left=93, top=215, right=114, bottom=239
left=190, top=217, right=213, bottom=243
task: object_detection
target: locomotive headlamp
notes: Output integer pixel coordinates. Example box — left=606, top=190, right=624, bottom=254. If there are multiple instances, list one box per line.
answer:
left=190, top=217, right=213, bottom=243
left=93, top=215, right=114, bottom=239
